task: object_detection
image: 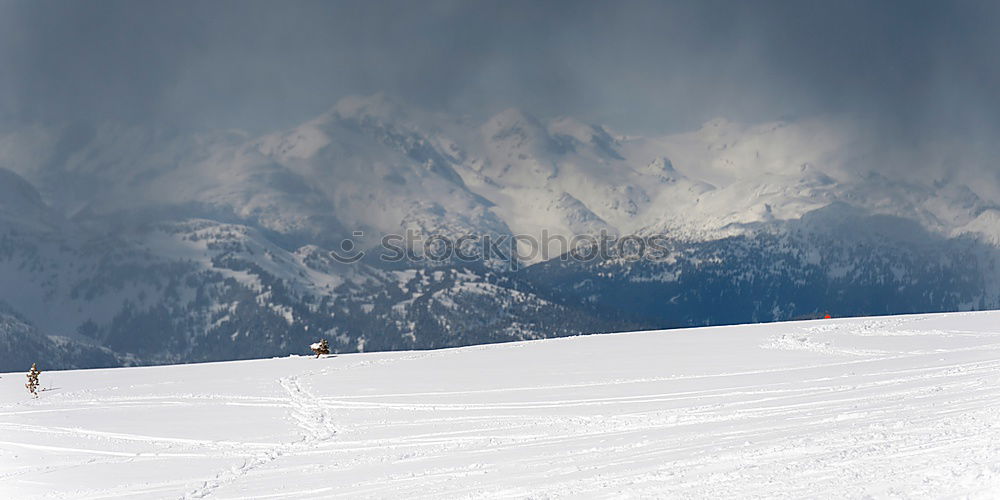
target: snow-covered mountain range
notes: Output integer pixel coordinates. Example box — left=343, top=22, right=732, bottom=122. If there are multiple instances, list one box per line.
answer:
left=1, top=94, right=999, bottom=370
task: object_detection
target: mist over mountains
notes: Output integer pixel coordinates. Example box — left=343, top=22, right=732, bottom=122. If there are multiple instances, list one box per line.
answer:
left=1, top=94, right=999, bottom=370
left=2, top=1, right=1000, bottom=370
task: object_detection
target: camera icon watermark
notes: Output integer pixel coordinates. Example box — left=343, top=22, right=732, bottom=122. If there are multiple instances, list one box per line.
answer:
left=329, top=231, right=367, bottom=264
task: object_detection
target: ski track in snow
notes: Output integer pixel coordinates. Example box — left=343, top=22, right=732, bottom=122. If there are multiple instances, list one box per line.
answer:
left=278, top=373, right=338, bottom=443
left=2, top=311, right=1000, bottom=498
left=183, top=371, right=338, bottom=499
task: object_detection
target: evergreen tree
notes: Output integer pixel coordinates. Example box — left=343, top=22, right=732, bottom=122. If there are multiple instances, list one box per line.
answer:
left=25, top=363, right=41, bottom=397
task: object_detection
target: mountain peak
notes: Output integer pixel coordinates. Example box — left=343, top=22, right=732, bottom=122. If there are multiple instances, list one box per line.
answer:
left=331, top=93, right=411, bottom=124
left=482, top=108, right=545, bottom=138
left=0, top=168, right=44, bottom=211
left=0, top=168, right=57, bottom=230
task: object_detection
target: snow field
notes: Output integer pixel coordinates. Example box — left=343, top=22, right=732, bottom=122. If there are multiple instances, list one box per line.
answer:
left=3, top=311, right=1000, bottom=498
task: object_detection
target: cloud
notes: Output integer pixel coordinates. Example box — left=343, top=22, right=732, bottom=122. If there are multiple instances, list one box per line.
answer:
left=0, top=0, right=998, bottom=144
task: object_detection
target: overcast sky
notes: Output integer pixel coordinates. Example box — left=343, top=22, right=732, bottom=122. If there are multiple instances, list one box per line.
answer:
left=1, top=0, right=999, bottom=139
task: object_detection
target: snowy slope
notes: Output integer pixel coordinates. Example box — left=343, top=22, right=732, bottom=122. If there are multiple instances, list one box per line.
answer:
left=3, top=311, right=1000, bottom=498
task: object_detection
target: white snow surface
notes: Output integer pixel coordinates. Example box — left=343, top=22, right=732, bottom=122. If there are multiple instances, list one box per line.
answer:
left=4, top=311, right=1000, bottom=498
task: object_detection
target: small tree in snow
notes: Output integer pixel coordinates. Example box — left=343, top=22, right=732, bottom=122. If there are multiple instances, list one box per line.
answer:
left=25, top=363, right=41, bottom=398
left=310, top=339, right=330, bottom=358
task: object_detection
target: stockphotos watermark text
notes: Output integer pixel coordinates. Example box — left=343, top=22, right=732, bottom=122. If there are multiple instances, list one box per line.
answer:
left=329, top=229, right=674, bottom=266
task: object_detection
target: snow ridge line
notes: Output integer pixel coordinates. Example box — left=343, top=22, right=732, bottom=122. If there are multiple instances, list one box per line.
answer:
left=182, top=373, right=336, bottom=499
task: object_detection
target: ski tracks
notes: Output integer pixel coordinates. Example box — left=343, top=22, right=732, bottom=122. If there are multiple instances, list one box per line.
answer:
left=183, top=371, right=336, bottom=499
left=278, top=373, right=338, bottom=443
